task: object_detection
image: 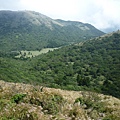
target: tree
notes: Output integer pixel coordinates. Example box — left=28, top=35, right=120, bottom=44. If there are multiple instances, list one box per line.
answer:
left=76, top=74, right=83, bottom=86
left=77, top=74, right=90, bottom=87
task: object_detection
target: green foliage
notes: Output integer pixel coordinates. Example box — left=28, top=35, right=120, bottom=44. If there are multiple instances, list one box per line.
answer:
left=75, top=92, right=105, bottom=111
left=29, top=91, right=65, bottom=114
left=0, top=80, right=120, bottom=120
left=0, top=117, right=15, bottom=120
left=0, top=99, right=7, bottom=111
left=43, top=94, right=64, bottom=114
left=77, top=74, right=90, bottom=86
left=11, top=93, right=26, bottom=104
left=0, top=11, right=104, bottom=53
left=0, top=31, right=120, bottom=98
left=74, top=97, right=85, bottom=105
left=103, top=115, right=120, bottom=120
left=74, top=92, right=112, bottom=120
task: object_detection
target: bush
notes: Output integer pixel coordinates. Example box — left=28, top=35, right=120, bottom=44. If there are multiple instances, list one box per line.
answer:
left=74, top=92, right=105, bottom=111
left=11, top=93, right=26, bottom=104
left=29, top=91, right=65, bottom=114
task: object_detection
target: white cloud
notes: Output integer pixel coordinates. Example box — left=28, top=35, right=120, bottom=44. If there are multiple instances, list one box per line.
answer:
left=20, top=0, right=80, bottom=19
left=91, top=0, right=120, bottom=30
left=0, top=0, right=22, bottom=10
left=0, top=0, right=120, bottom=32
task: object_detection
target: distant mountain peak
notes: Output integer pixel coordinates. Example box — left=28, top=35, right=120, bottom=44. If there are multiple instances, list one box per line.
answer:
left=0, top=10, right=104, bottom=52
left=0, top=10, right=104, bottom=31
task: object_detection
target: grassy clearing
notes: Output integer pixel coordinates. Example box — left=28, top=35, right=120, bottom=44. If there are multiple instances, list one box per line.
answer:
left=15, top=48, right=58, bottom=58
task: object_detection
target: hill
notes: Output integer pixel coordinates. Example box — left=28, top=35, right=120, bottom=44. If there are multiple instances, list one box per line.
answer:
left=0, top=10, right=104, bottom=53
left=0, top=31, right=120, bottom=98
left=0, top=80, right=120, bottom=120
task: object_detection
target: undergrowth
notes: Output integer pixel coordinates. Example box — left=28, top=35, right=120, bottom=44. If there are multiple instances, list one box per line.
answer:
left=0, top=81, right=120, bottom=120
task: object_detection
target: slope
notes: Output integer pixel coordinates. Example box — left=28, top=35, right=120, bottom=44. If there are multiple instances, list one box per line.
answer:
left=28, top=31, right=120, bottom=98
left=0, top=10, right=104, bottom=53
left=0, top=80, right=120, bottom=120
left=0, top=31, right=120, bottom=98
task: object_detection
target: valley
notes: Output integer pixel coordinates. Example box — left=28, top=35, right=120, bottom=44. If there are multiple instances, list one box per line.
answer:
left=0, top=10, right=104, bottom=53
left=1, top=31, right=120, bottom=98
left=0, top=10, right=120, bottom=120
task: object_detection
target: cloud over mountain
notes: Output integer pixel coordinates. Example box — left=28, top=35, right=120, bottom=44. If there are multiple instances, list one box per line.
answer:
left=0, top=0, right=120, bottom=32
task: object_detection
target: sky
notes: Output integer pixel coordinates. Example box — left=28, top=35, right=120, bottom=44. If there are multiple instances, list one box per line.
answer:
left=0, top=0, right=120, bottom=33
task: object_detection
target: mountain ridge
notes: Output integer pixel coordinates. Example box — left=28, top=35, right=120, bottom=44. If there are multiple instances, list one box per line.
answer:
left=0, top=10, right=104, bottom=52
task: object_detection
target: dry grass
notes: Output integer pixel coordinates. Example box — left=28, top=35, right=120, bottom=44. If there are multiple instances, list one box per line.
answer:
left=0, top=80, right=120, bottom=120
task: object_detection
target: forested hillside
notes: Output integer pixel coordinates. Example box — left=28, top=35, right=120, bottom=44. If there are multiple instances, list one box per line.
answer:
left=0, top=10, right=104, bottom=53
left=0, top=31, right=120, bottom=98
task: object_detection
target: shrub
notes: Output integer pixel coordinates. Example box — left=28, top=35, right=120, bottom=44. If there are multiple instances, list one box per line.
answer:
left=29, top=91, right=65, bottom=114
left=74, top=92, right=106, bottom=113
left=11, top=93, right=26, bottom=104
left=103, top=114, right=120, bottom=120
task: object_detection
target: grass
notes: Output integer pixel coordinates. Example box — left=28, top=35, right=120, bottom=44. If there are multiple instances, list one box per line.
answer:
left=15, top=48, right=58, bottom=58
left=0, top=80, right=120, bottom=120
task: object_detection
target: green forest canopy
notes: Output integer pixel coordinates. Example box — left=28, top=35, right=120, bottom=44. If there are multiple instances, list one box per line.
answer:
left=0, top=32, right=120, bottom=98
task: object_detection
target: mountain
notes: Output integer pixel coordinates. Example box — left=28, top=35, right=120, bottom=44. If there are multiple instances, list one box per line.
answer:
left=0, top=10, right=104, bottom=53
left=0, top=31, right=120, bottom=98
left=28, top=31, right=120, bottom=98
left=0, top=80, right=120, bottom=120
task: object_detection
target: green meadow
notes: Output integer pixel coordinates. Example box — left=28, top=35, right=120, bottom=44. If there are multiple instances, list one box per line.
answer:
left=15, top=48, right=58, bottom=58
